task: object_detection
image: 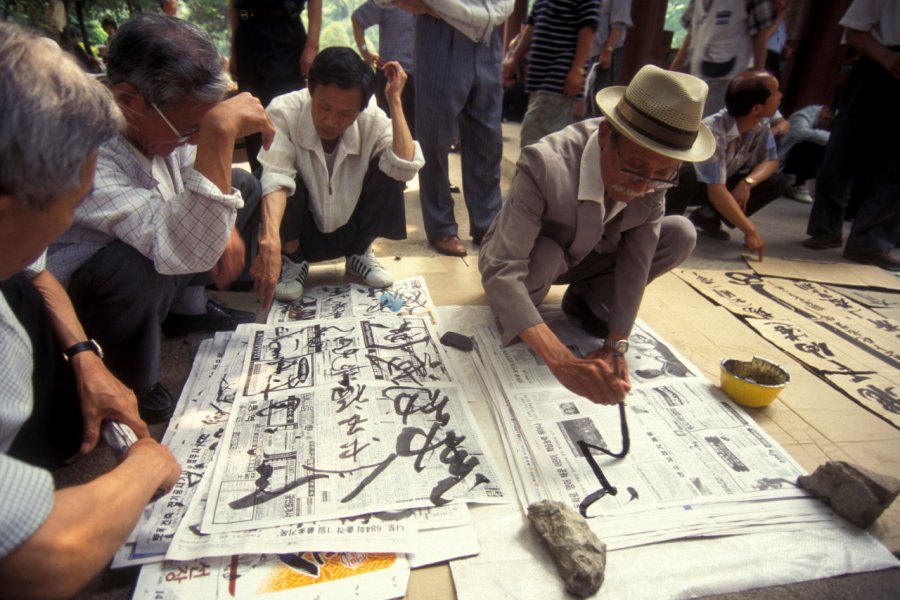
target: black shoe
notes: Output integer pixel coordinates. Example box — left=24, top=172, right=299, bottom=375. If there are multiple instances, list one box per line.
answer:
left=561, top=287, right=609, bottom=339
left=449, top=183, right=461, bottom=194
left=802, top=235, right=843, bottom=250
left=472, top=234, right=484, bottom=246
left=139, top=383, right=175, bottom=424
left=161, top=299, right=256, bottom=337
left=689, top=208, right=730, bottom=241
left=842, top=249, right=900, bottom=272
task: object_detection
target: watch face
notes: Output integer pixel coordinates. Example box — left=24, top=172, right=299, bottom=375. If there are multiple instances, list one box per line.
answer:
left=614, top=339, right=629, bottom=354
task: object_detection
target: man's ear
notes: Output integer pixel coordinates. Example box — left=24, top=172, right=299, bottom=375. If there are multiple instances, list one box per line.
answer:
left=111, top=82, right=141, bottom=108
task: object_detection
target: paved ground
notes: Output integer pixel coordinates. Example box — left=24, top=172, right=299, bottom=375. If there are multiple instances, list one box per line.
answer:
left=62, top=122, right=899, bottom=599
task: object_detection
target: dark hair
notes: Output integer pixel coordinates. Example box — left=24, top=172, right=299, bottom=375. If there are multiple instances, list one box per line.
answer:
left=101, top=18, right=117, bottom=30
left=724, top=71, right=774, bottom=118
left=308, top=47, right=374, bottom=112
left=106, top=14, right=228, bottom=109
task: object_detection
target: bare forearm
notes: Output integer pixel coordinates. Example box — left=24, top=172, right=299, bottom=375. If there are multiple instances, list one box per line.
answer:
left=520, top=322, right=573, bottom=369
left=752, top=32, right=768, bottom=69
left=571, top=25, right=595, bottom=71
left=30, top=269, right=86, bottom=350
left=510, top=25, right=533, bottom=65
left=606, top=26, right=623, bottom=52
left=707, top=185, right=755, bottom=234
left=746, top=159, right=779, bottom=185
left=260, top=190, right=288, bottom=247
left=390, top=97, right=415, bottom=161
left=306, top=0, right=322, bottom=47
left=671, top=32, right=691, bottom=70
left=0, top=450, right=173, bottom=599
left=193, top=125, right=235, bottom=194
left=351, top=17, right=366, bottom=52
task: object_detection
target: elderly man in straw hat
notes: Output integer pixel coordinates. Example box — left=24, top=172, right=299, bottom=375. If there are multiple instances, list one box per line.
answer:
left=479, top=65, right=715, bottom=406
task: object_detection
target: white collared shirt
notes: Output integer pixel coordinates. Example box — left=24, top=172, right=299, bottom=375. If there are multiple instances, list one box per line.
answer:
left=259, top=88, right=424, bottom=234
left=577, top=129, right=625, bottom=222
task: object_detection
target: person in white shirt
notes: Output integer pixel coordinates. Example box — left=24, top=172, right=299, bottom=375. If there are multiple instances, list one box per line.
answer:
left=48, top=15, right=276, bottom=422
left=0, top=23, right=180, bottom=598
left=252, top=47, right=424, bottom=308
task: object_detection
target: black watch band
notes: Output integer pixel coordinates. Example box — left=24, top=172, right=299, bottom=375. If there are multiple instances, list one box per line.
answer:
left=63, top=339, right=104, bottom=362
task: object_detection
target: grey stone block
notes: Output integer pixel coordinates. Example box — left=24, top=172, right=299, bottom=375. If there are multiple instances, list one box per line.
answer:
left=527, top=500, right=607, bottom=597
left=797, top=461, right=900, bottom=528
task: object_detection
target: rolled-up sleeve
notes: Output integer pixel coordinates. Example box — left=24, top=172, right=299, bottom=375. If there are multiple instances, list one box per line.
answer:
left=370, top=109, right=425, bottom=181
left=78, top=147, right=243, bottom=276
left=259, top=99, right=302, bottom=197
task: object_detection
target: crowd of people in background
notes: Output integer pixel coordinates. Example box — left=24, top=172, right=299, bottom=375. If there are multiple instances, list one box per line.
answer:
left=0, top=0, right=898, bottom=596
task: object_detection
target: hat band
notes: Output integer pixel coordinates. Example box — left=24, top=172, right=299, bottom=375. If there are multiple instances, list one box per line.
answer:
left=615, top=96, right=698, bottom=151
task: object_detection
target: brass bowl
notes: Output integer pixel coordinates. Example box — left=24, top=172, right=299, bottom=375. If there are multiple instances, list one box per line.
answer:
left=720, top=356, right=790, bottom=408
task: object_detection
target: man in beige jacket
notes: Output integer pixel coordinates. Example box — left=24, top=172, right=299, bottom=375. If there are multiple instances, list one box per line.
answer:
left=479, top=65, right=715, bottom=406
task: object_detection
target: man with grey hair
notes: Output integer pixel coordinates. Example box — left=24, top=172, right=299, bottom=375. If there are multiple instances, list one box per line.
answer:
left=48, top=15, right=276, bottom=422
left=0, top=23, right=181, bottom=597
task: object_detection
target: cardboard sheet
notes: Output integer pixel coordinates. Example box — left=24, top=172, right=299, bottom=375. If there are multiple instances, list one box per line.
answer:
left=744, top=256, right=900, bottom=291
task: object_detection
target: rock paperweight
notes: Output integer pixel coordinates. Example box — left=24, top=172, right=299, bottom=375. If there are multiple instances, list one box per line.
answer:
left=527, top=499, right=607, bottom=597
left=797, top=461, right=900, bottom=528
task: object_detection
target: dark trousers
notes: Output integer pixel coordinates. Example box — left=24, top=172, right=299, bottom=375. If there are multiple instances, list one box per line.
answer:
left=807, top=54, right=900, bottom=253
left=66, top=170, right=261, bottom=397
left=1, top=275, right=82, bottom=469
left=783, top=142, right=826, bottom=187
left=234, top=16, right=307, bottom=174
left=665, top=165, right=789, bottom=227
left=281, top=162, right=406, bottom=262
left=374, top=70, right=415, bottom=139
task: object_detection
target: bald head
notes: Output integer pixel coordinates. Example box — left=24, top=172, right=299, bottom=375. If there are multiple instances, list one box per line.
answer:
left=725, top=70, right=779, bottom=118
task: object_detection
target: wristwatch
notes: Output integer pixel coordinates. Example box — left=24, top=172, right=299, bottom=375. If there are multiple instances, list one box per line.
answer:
left=604, top=338, right=629, bottom=355
left=743, top=176, right=756, bottom=188
left=63, top=339, right=104, bottom=362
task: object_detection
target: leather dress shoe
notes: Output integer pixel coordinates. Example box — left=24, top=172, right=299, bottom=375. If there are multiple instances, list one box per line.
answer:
left=161, top=299, right=256, bottom=337
left=432, top=235, right=467, bottom=257
left=561, top=287, right=609, bottom=339
left=689, top=207, right=730, bottom=241
left=842, top=249, right=900, bottom=272
left=802, top=235, right=843, bottom=250
left=139, top=383, right=175, bottom=424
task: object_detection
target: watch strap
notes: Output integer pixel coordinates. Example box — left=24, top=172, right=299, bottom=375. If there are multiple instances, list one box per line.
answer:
left=63, top=339, right=103, bottom=361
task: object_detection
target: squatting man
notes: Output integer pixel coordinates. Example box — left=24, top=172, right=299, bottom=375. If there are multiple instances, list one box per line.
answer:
left=479, top=65, right=715, bottom=405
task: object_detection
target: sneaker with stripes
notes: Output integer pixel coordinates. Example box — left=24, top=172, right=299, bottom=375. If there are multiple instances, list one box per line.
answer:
left=275, top=255, right=309, bottom=302
left=346, top=248, right=393, bottom=288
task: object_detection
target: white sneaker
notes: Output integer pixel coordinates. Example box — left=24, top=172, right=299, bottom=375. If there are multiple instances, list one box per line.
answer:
left=791, top=184, right=813, bottom=204
left=274, top=255, right=309, bottom=302
left=346, top=248, right=393, bottom=288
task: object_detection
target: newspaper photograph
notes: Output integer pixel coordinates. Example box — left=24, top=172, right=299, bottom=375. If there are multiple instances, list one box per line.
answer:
left=202, top=381, right=507, bottom=533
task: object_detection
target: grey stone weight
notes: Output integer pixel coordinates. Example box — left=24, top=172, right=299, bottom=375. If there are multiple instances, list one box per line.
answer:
left=797, top=461, right=900, bottom=528
left=527, top=500, right=607, bottom=597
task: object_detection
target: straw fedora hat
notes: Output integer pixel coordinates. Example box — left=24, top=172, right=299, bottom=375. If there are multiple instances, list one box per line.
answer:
left=595, top=64, right=715, bottom=162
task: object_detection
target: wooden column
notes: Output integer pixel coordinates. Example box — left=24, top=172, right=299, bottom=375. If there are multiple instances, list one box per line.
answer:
left=621, top=0, right=669, bottom=83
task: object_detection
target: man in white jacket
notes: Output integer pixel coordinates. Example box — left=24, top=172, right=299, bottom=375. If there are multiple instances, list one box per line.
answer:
left=252, top=47, right=424, bottom=308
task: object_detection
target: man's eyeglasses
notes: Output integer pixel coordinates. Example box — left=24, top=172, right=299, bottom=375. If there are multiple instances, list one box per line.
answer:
left=611, top=132, right=680, bottom=190
left=151, top=102, right=200, bottom=143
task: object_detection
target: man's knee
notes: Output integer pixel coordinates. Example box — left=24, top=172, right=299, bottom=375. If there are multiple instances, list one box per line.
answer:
left=658, top=215, right=697, bottom=266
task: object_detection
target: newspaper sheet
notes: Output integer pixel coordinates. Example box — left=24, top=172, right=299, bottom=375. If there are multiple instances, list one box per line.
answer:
left=202, top=379, right=506, bottom=532
left=238, top=317, right=453, bottom=398
left=267, top=276, right=435, bottom=324
left=472, top=321, right=835, bottom=549
left=133, top=553, right=409, bottom=600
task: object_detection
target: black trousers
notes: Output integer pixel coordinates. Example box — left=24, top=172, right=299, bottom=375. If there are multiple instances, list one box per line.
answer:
left=233, top=15, right=308, bottom=174
left=281, top=162, right=406, bottom=262
left=783, top=141, right=826, bottom=187
left=665, top=165, right=790, bottom=227
left=66, top=170, right=261, bottom=397
left=1, top=275, right=83, bottom=469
